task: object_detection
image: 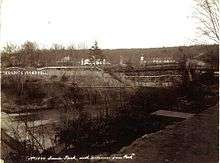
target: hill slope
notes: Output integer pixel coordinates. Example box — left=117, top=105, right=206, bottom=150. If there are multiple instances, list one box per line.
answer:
left=114, top=104, right=219, bottom=163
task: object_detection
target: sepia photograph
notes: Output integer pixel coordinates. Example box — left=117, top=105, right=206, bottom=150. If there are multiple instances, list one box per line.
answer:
left=0, top=0, right=219, bottom=162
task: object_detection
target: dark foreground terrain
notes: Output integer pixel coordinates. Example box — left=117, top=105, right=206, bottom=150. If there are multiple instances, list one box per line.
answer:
left=113, top=104, right=219, bottom=163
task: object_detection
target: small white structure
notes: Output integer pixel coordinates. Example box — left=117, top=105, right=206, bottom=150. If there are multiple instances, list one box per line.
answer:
left=81, top=58, right=90, bottom=65
left=140, top=55, right=146, bottom=65
left=80, top=58, right=110, bottom=66
left=60, top=56, right=70, bottom=62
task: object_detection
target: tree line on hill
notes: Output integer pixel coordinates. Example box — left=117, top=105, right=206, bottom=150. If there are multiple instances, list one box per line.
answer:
left=1, top=41, right=218, bottom=68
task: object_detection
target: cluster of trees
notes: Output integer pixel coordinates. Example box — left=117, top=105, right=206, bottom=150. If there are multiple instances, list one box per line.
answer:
left=1, top=41, right=104, bottom=67
left=1, top=41, right=38, bottom=67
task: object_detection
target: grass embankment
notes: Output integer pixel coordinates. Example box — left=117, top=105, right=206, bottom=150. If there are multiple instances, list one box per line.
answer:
left=114, top=104, right=219, bottom=163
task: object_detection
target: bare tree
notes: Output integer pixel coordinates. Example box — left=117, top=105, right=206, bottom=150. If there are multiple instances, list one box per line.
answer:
left=67, top=44, right=76, bottom=50
left=1, top=43, right=19, bottom=67
left=20, top=41, right=39, bottom=66
left=194, top=0, right=219, bottom=43
left=50, top=43, right=65, bottom=50
left=2, top=43, right=18, bottom=54
left=21, top=41, right=38, bottom=52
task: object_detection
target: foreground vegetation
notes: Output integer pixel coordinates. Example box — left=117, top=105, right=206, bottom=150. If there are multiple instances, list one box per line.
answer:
left=1, top=70, right=218, bottom=162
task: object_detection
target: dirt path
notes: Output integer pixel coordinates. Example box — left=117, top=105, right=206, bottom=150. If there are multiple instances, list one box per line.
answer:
left=114, top=104, right=219, bottom=163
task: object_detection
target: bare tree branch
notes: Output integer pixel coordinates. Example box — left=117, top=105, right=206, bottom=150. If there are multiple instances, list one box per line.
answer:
left=194, top=0, right=219, bottom=43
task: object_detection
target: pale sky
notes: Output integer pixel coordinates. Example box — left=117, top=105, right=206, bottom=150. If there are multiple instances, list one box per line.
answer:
left=0, top=0, right=198, bottom=49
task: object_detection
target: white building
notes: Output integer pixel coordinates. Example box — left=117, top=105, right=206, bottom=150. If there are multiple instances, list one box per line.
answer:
left=145, top=57, right=177, bottom=65
left=60, top=56, right=70, bottom=62
left=81, top=58, right=110, bottom=66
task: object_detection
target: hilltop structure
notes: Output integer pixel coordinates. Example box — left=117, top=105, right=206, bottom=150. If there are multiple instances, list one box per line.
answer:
left=140, top=55, right=178, bottom=66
